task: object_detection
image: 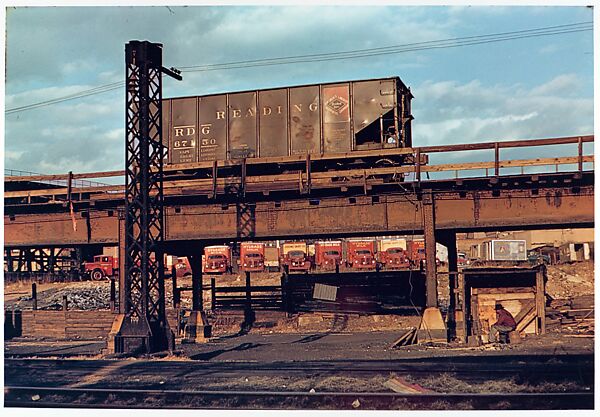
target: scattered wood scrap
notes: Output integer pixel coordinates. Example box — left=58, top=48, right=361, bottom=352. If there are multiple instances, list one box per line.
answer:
left=390, top=327, right=417, bottom=348
left=384, top=377, right=430, bottom=394
left=546, top=296, right=594, bottom=336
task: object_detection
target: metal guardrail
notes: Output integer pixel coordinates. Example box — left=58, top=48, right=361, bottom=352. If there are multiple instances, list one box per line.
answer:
left=3, top=135, right=594, bottom=201
left=5, top=169, right=110, bottom=188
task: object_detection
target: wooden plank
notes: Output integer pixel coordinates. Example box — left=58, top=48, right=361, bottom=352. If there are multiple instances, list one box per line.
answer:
left=513, top=299, right=536, bottom=325
left=471, top=287, right=535, bottom=295
left=419, top=135, right=594, bottom=153
left=476, top=293, right=535, bottom=301
left=384, top=376, right=429, bottom=393
left=390, top=327, right=417, bottom=348
left=536, top=268, right=545, bottom=335
left=516, top=309, right=536, bottom=333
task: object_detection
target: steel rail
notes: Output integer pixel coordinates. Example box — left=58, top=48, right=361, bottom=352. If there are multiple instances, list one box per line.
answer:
left=4, top=356, right=592, bottom=377
left=4, top=385, right=594, bottom=410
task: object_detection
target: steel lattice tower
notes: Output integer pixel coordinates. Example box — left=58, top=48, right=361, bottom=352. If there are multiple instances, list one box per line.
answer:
left=113, top=41, right=174, bottom=353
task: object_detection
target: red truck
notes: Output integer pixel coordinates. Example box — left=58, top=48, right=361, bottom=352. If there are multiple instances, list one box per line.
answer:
left=407, top=240, right=426, bottom=268
left=83, top=255, right=119, bottom=281
left=281, top=241, right=311, bottom=272
left=173, top=256, right=192, bottom=277
left=346, top=240, right=377, bottom=270
left=314, top=241, right=343, bottom=271
left=240, top=242, right=265, bottom=272
left=378, top=238, right=410, bottom=269
left=204, top=245, right=231, bottom=274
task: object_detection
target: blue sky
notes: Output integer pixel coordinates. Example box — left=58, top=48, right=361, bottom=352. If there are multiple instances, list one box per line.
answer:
left=4, top=5, right=595, bottom=175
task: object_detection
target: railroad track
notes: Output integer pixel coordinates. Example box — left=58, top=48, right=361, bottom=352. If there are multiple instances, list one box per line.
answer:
left=4, top=385, right=593, bottom=410
left=5, top=355, right=594, bottom=389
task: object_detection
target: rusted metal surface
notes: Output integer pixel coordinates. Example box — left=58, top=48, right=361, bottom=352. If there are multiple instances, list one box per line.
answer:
left=6, top=178, right=591, bottom=247
left=170, top=97, right=199, bottom=164
left=4, top=212, right=118, bottom=246
left=290, top=85, right=321, bottom=155
left=114, top=40, right=174, bottom=354
left=258, top=89, right=288, bottom=157
left=421, top=191, right=438, bottom=307
left=199, top=94, right=228, bottom=161
left=228, top=92, right=258, bottom=159
left=160, top=77, right=412, bottom=160
left=4, top=155, right=594, bottom=202
left=322, top=83, right=351, bottom=152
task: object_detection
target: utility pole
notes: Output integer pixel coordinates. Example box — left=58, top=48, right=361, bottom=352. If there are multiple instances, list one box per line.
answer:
left=109, top=40, right=182, bottom=354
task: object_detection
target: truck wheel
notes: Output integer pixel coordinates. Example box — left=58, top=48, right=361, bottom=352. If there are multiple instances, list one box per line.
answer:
left=91, top=269, right=105, bottom=281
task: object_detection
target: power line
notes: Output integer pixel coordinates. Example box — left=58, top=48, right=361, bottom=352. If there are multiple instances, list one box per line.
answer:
left=181, top=26, right=592, bottom=72
left=179, top=21, right=592, bottom=71
left=5, top=81, right=125, bottom=114
left=5, top=21, right=592, bottom=115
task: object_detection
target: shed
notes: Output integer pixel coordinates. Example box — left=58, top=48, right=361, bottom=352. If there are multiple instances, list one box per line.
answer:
left=454, top=264, right=546, bottom=344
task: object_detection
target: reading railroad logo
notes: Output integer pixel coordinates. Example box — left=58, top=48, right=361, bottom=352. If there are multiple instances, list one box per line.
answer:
left=325, top=95, right=348, bottom=115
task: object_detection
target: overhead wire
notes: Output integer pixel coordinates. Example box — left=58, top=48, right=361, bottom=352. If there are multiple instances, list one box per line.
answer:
left=5, top=81, right=125, bottom=114
left=5, top=21, right=592, bottom=115
left=180, top=22, right=592, bottom=72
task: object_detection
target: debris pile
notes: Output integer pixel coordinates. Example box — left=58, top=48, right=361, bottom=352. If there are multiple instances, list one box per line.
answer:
left=545, top=261, right=594, bottom=298
left=546, top=295, right=594, bottom=337
left=390, top=327, right=418, bottom=348
left=6, top=282, right=115, bottom=311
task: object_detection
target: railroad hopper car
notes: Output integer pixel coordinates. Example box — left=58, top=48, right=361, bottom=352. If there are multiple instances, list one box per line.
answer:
left=162, top=77, right=413, bottom=165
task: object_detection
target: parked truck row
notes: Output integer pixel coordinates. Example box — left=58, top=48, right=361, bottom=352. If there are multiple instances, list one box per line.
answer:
left=49, top=239, right=536, bottom=281
left=200, top=238, right=432, bottom=274
left=83, top=238, right=442, bottom=279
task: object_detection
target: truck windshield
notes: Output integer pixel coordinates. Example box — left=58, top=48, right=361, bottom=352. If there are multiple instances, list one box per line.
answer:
left=208, top=255, right=224, bottom=260
left=324, top=250, right=340, bottom=256
left=288, top=250, right=305, bottom=257
left=356, top=250, right=371, bottom=255
left=245, top=253, right=262, bottom=258
left=387, top=249, right=403, bottom=254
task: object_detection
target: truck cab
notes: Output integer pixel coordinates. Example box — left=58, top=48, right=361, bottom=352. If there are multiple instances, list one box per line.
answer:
left=380, top=247, right=411, bottom=269
left=240, top=242, right=265, bottom=272
left=281, top=242, right=312, bottom=273
left=83, top=255, right=118, bottom=281
left=352, top=249, right=376, bottom=268
left=347, top=240, right=377, bottom=270
left=321, top=249, right=341, bottom=268
left=314, top=241, right=343, bottom=271
left=204, top=245, right=231, bottom=274
left=287, top=250, right=311, bottom=271
left=205, top=254, right=228, bottom=273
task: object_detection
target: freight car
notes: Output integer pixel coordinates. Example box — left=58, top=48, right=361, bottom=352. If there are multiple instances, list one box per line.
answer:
left=162, top=77, right=413, bottom=172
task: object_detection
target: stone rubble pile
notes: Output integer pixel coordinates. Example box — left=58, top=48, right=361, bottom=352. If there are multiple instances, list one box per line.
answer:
left=7, top=282, right=117, bottom=311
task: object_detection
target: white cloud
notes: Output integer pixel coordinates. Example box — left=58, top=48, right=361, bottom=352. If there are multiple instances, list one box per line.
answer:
left=413, top=74, right=593, bottom=151
left=4, top=6, right=593, bottom=176
left=529, top=73, right=580, bottom=96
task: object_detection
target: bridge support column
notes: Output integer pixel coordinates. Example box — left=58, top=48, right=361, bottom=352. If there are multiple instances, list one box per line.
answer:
left=184, top=253, right=211, bottom=343
left=437, top=230, right=458, bottom=341
left=242, top=271, right=255, bottom=332
left=418, top=191, right=447, bottom=343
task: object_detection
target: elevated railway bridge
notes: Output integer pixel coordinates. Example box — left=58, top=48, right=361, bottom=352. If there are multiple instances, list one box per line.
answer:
left=4, top=134, right=594, bottom=343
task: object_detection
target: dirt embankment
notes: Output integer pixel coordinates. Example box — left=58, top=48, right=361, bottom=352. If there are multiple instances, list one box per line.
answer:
left=545, top=261, right=594, bottom=299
